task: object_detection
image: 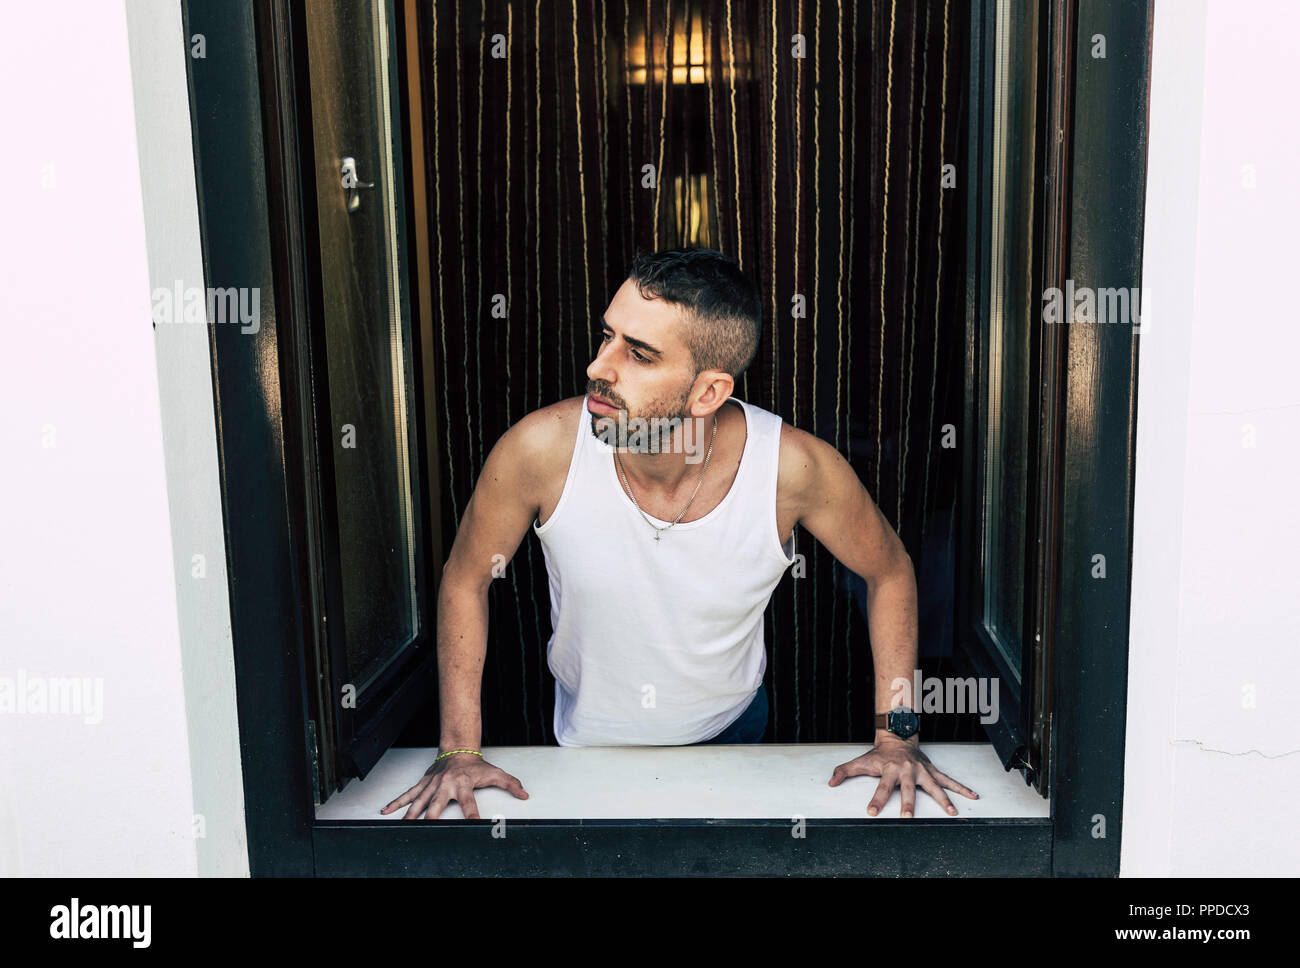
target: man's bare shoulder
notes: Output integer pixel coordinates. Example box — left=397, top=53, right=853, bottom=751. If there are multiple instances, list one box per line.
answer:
left=494, top=395, right=584, bottom=479
left=775, top=420, right=825, bottom=505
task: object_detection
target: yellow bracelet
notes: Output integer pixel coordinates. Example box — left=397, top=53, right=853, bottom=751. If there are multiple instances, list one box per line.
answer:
left=436, top=748, right=483, bottom=762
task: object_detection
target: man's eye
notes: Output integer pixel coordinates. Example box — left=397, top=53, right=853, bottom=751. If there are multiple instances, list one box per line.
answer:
left=597, top=328, right=648, bottom=362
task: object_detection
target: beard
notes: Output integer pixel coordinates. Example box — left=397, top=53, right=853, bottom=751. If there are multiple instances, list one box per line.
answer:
left=587, top=380, right=694, bottom=454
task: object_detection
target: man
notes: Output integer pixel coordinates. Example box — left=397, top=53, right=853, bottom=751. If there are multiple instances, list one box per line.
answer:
left=383, top=248, right=978, bottom=821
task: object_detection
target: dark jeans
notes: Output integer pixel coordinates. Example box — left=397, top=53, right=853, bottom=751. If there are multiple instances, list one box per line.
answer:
left=696, top=683, right=769, bottom=744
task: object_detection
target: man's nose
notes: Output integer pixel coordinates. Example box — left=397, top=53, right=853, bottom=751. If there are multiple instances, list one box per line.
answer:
left=586, top=343, right=615, bottom=386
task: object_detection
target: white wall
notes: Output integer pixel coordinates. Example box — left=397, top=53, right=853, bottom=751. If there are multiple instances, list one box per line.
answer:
left=1123, top=0, right=1300, bottom=876
left=0, top=0, right=246, bottom=875
left=124, top=0, right=249, bottom=877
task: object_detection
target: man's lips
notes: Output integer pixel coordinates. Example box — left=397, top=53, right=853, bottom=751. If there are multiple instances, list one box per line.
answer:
left=588, top=395, right=619, bottom=414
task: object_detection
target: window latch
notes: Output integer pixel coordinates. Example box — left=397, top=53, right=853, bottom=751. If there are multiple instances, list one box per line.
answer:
left=340, top=157, right=375, bottom=213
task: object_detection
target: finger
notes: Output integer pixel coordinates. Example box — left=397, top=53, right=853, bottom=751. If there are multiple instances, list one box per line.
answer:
left=929, top=768, right=980, bottom=800
left=480, top=769, right=529, bottom=799
left=866, top=773, right=898, bottom=817
left=919, top=773, right=958, bottom=816
left=492, top=770, right=529, bottom=799
left=421, top=790, right=453, bottom=821
left=899, top=772, right=916, bottom=818
left=458, top=790, right=483, bottom=821
left=400, top=791, right=431, bottom=820
left=828, top=757, right=877, bottom=786
left=827, top=761, right=854, bottom=786
left=402, top=783, right=442, bottom=821
left=381, top=781, right=427, bottom=814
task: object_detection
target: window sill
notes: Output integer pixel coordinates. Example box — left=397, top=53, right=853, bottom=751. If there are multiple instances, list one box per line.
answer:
left=309, top=742, right=1050, bottom=875
left=317, top=741, right=1047, bottom=821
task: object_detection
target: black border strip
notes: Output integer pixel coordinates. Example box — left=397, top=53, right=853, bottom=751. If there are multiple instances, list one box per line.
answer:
left=182, top=0, right=317, bottom=875
left=313, top=819, right=1052, bottom=877
left=1047, top=0, right=1152, bottom=877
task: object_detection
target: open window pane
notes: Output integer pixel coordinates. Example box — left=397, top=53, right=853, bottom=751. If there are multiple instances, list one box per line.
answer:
left=957, top=0, right=1060, bottom=778
left=979, top=0, right=1040, bottom=686
left=305, top=0, right=422, bottom=700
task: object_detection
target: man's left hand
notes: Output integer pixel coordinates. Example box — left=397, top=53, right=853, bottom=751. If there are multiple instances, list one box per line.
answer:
left=828, top=736, right=980, bottom=817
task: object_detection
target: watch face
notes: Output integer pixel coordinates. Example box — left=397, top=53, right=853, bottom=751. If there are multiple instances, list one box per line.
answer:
left=889, top=709, right=919, bottom=738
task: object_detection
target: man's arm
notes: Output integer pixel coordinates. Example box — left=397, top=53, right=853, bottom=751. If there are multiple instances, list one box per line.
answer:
left=777, top=423, right=978, bottom=817
left=777, top=425, right=918, bottom=744
left=382, top=402, right=573, bottom=819
left=436, top=404, right=569, bottom=755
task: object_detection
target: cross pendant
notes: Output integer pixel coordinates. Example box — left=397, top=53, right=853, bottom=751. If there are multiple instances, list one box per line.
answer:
left=653, top=531, right=661, bottom=542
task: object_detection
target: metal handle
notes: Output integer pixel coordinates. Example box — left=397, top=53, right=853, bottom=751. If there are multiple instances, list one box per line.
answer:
left=340, top=156, right=375, bottom=213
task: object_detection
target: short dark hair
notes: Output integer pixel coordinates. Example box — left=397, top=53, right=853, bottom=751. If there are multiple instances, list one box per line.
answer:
left=626, top=247, right=762, bottom=381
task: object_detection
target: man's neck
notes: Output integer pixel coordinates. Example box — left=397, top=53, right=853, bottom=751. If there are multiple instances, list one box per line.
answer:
left=614, top=411, right=719, bottom=492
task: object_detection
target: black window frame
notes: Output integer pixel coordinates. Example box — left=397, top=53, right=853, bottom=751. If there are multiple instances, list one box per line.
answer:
left=954, top=0, right=1076, bottom=794
left=182, top=0, right=1149, bottom=876
left=275, top=0, right=440, bottom=791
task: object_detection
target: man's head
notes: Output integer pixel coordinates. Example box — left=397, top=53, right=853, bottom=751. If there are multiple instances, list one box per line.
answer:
left=626, top=248, right=762, bottom=382
left=585, top=248, right=762, bottom=441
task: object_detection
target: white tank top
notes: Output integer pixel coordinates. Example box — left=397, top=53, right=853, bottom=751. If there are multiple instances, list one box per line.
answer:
left=533, top=394, right=796, bottom=745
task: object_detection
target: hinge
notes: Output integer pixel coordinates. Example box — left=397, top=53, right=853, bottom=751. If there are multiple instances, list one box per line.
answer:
left=306, top=719, right=321, bottom=805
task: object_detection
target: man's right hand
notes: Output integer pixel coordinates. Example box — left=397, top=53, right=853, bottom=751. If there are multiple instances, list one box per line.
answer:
left=379, top=751, right=529, bottom=820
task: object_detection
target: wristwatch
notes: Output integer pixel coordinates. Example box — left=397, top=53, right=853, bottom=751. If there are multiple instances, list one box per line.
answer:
left=874, top=706, right=920, bottom=739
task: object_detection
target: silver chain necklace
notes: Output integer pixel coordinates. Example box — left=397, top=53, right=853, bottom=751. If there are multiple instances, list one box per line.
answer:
left=613, top=414, right=718, bottom=542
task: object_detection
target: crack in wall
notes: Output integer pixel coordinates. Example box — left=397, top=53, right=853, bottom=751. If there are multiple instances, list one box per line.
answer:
left=1172, top=738, right=1300, bottom=759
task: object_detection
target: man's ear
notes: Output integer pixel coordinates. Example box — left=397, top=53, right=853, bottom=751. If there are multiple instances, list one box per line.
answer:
left=689, top=371, right=736, bottom=416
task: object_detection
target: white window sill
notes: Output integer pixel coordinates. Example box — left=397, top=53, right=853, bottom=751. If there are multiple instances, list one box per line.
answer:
left=316, top=742, right=1048, bottom=820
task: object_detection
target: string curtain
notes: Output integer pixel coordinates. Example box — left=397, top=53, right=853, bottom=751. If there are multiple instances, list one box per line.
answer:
left=420, top=0, right=972, bottom=744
